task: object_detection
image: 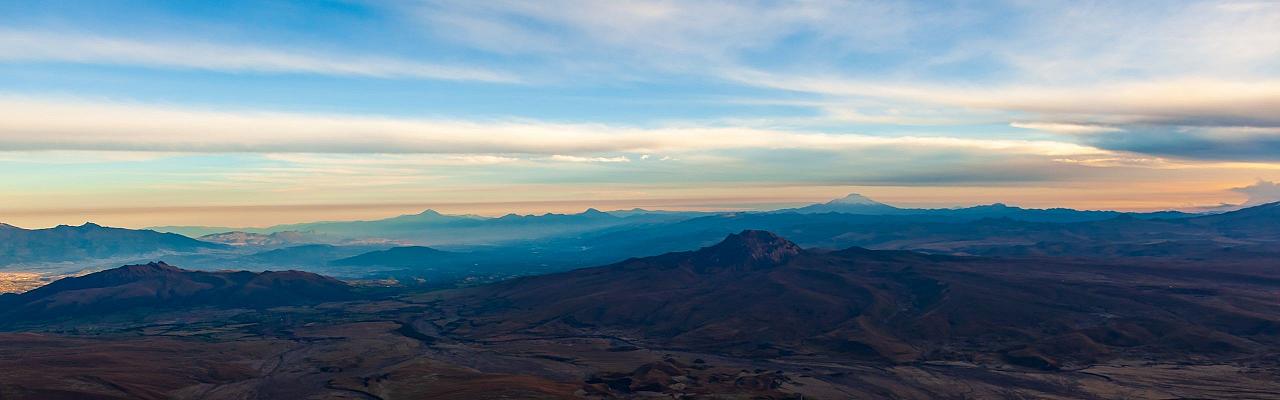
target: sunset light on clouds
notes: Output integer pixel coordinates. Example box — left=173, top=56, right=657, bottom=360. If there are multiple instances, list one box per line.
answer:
left=3, top=0, right=1280, bottom=227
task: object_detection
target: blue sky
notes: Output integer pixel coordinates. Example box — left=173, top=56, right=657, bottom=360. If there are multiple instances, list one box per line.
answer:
left=2, top=0, right=1280, bottom=227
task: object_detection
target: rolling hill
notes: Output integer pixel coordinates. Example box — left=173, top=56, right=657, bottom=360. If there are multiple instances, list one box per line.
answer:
left=0, top=262, right=357, bottom=324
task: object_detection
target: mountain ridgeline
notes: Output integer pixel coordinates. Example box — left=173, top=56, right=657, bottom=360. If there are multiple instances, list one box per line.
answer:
left=0, top=262, right=356, bottom=325
left=0, top=223, right=223, bottom=265
left=3, top=195, right=1277, bottom=292
left=152, top=208, right=686, bottom=245
left=149, top=194, right=1199, bottom=246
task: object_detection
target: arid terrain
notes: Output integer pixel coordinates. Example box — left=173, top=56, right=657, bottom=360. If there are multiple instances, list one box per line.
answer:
left=1, top=231, right=1278, bottom=399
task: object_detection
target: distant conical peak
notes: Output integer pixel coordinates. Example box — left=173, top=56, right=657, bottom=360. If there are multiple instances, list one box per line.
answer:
left=828, top=193, right=887, bottom=206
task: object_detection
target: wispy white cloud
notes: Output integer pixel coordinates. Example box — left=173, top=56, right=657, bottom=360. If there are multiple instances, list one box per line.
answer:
left=264, top=153, right=522, bottom=167
left=732, top=72, right=1280, bottom=127
left=408, top=0, right=921, bottom=62
left=397, top=0, right=1280, bottom=153
left=0, top=30, right=519, bottom=83
left=1011, top=122, right=1122, bottom=135
left=0, top=97, right=1106, bottom=157
left=991, top=0, right=1280, bottom=82
left=0, top=150, right=181, bottom=164
left=549, top=155, right=630, bottom=163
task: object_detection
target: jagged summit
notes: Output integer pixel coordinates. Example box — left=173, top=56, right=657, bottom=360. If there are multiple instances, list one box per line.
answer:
left=54, top=222, right=104, bottom=229
left=704, top=230, right=801, bottom=259
left=682, top=230, right=804, bottom=271
left=974, top=203, right=1013, bottom=209
left=120, top=261, right=183, bottom=273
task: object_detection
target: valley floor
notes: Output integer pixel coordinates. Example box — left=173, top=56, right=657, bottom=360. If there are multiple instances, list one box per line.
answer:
left=1, top=298, right=1277, bottom=400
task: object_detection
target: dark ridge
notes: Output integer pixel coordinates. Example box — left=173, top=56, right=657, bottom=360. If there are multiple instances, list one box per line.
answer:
left=331, top=246, right=456, bottom=267
left=1, top=262, right=357, bottom=324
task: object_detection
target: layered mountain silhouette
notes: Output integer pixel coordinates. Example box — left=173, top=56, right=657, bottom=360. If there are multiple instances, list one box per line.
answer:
left=153, top=208, right=651, bottom=245
left=0, top=262, right=355, bottom=324
left=440, top=230, right=1280, bottom=369
left=9, top=199, right=1276, bottom=290
left=147, top=193, right=1198, bottom=255
left=0, top=223, right=223, bottom=264
left=330, top=245, right=457, bottom=267
left=780, top=193, right=1192, bottom=222
left=549, top=200, right=1280, bottom=263
left=152, top=194, right=1198, bottom=248
left=240, top=244, right=398, bottom=267
left=1188, top=200, right=1280, bottom=239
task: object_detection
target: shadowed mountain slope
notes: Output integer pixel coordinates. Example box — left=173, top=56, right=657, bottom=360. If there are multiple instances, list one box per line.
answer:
left=1, top=232, right=1278, bottom=399
left=435, top=230, right=1280, bottom=370
left=0, top=262, right=356, bottom=324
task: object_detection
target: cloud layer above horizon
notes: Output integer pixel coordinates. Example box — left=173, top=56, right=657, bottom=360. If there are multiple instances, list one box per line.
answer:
left=2, top=0, right=1279, bottom=227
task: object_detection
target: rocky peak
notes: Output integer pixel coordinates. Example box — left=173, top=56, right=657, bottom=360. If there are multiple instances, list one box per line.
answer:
left=692, top=230, right=803, bottom=271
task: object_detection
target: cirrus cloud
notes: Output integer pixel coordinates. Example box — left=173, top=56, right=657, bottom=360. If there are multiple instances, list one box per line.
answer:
left=0, top=30, right=520, bottom=83
left=0, top=97, right=1106, bottom=157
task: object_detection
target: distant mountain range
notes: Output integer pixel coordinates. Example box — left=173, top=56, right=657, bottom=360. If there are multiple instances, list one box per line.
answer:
left=535, top=199, right=1280, bottom=264
left=4, top=195, right=1277, bottom=288
left=780, top=193, right=1193, bottom=222
left=152, top=208, right=692, bottom=245
left=146, top=194, right=1199, bottom=246
left=0, top=223, right=223, bottom=265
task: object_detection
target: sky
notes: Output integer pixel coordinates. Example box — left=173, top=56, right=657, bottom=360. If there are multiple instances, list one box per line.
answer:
left=3, top=0, right=1280, bottom=228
